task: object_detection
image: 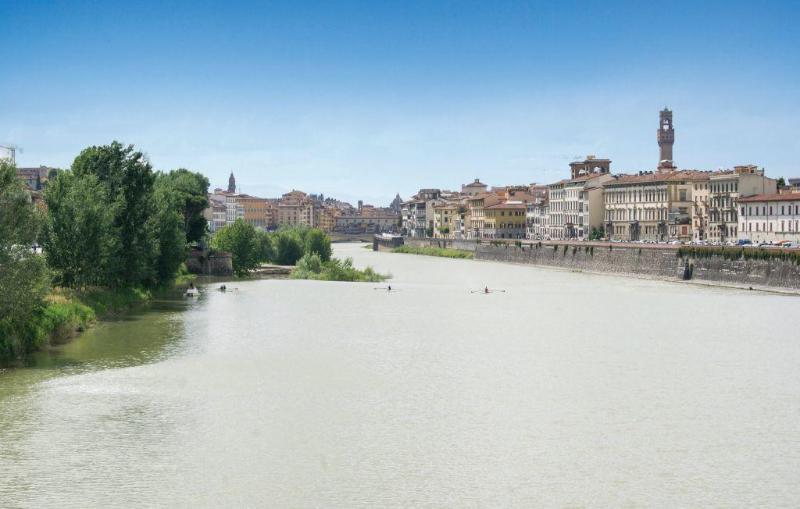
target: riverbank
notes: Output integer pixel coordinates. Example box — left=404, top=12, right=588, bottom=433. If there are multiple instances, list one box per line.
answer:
left=398, top=238, right=800, bottom=293
left=392, top=245, right=474, bottom=259
left=0, top=281, right=196, bottom=367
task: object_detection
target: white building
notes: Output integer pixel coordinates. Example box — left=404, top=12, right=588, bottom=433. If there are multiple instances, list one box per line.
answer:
left=526, top=198, right=549, bottom=240
left=402, top=189, right=442, bottom=237
left=739, top=193, right=800, bottom=243
left=708, top=166, right=776, bottom=243
left=548, top=174, right=612, bottom=240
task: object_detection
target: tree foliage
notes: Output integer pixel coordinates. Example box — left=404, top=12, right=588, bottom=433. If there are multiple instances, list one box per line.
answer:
left=71, top=141, right=157, bottom=287
left=42, top=172, right=118, bottom=289
left=304, top=228, right=332, bottom=262
left=0, top=161, right=51, bottom=359
left=154, top=169, right=209, bottom=244
left=212, top=219, right=260, bottom=276
left=43, top=142, right=195, bottom=289
left=273, top=230, right=305, bottom=265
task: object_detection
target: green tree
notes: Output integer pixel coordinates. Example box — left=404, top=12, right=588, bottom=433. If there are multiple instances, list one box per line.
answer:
left=273, top=230, right=304, bottom=265
left=212, top=219, right=260, bottom=276
left=154, top=169, right=209, bottom=244
left=0, top=161, right=51, bottom=359
left=42, top=172, right=118, bottom=289
left=150, top=187, right=187, bottom=286
left=304, top=228, right=332, bottom=262
left=588, top=226, right=604, bottom=241
left=72, top=142, right=156, bottom=287
left=777, top=177, right=786, bottom=188
left=256, top=230, right=274, bottom=262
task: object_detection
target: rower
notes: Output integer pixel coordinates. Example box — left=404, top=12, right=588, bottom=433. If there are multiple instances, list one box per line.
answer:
left=387, top=285, right=392, bottom=292
left=484, top=286, right=489, bottom=294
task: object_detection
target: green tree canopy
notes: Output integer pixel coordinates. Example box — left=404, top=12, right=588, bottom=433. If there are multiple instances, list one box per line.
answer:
left=273, top=230, right=305, bottom=266
left=212, top=219, right=260, bottom=276
left=42, top=172, right=118, bottom=289
left=71, top=142, right=156, bottom=287
left=0, top=161, right=51, bottom=359
left=256, top=230, right=274, bottom=263
left=304, top=228, right=332, bottom=262
left=151, top=183, right=187, bottom=286
left=154, top=169, right=209, bottom=244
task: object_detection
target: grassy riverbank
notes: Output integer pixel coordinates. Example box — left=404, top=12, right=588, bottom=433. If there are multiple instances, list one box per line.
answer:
left=392, top=245, right=474, bottom=259
left=0, top=285, right=185, bottom=366
left=291, top=253, right=389, bottom=282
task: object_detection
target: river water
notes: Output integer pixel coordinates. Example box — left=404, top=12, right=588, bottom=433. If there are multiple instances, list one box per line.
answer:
left=1, top=243, right=799, bottom=507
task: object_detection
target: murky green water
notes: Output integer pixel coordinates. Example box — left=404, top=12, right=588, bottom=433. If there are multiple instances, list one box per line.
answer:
left=2, top=243, right=799, bottom=507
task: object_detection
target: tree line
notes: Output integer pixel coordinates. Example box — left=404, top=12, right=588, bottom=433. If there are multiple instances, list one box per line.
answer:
left=212, top=220, right=332, bottom=276
left=1, top=142, right=209, bottom=360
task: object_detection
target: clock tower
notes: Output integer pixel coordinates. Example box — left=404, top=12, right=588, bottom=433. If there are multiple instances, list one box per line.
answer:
left=657, top=108, right=675, bottom=171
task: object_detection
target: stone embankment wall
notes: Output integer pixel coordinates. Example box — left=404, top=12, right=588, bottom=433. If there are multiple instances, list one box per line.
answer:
left=373, top=235, right=405, bottom=252
left=403, top=238, right=800, bottom=291
left=186, top=250, right=234, bottom=276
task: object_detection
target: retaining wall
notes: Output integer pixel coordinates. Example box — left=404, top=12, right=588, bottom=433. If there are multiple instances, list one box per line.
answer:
left=403, top=238, right=800, bottom=291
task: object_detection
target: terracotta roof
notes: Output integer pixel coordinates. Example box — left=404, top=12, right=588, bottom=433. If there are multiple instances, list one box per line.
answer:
left=605, top=170, right=713, bottom=186
left=739, top=193, right=800, bottom=203
left=486, top=202, right=527, bottom=209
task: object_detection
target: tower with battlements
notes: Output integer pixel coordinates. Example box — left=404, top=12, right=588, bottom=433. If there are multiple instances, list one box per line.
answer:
left=657, top=108, right=675, bottom=171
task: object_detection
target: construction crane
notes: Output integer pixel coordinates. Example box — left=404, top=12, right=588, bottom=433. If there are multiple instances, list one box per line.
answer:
left=0, top=143, right=20, bottom=165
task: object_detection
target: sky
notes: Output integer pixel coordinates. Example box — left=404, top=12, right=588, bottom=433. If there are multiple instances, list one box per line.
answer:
left=2, top=0, right=799, bottom=205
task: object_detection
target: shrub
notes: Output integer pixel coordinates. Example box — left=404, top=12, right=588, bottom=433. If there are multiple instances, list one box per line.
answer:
left=392, top=245, right=473, bottom=259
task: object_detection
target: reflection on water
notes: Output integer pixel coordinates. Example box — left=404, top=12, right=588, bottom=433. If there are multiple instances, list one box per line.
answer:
left=1, top=243, right=799, bottom=508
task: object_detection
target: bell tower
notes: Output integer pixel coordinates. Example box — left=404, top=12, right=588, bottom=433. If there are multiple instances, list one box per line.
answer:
left=227, top=172, right=236, bottom=193
left=657, top=108, right=675, bottom=171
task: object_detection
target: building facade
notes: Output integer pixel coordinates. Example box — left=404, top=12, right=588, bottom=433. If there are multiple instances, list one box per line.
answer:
left=739, top=193, right=800, bottom=243
left=278, top=190, right=316, bottom=227
left=526, top=198, right=549, bottom=240
left=691, top=177, right=710, bottom=241
left=604, top=171, right=706, bottom=242
left=483, top=202, right=527, bottom=239
left=708, top=166, right=776, bottom=243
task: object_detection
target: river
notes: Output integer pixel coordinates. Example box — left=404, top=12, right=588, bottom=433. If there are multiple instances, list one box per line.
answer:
left=1, top=243, right=799, bottom=507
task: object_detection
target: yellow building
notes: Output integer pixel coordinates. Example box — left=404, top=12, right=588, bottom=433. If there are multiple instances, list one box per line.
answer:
left=278, top=190, right=316, bottom=227
left=318, top=207, right=340, bottom=232
left=433, top=201, right=458, bottom=238
left=238, top=195, right=269, bottom=229
left=467, top=193, right=500, bottom=239
left=483, top=202, right=527, bottom=239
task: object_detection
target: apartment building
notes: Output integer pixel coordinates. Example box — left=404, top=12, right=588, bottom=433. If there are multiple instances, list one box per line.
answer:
left=739, top=193, right=800, bottom=243
left=238, top=195, right=269, bottom=230
left=691, top=177, right=711, bottom=241
left=467, top=192, right=500, bottom=239
left=278, top=190, right=316, bottom=227
left=708, top=166, right=776, bottom=243
left=604, top=170, right=708, bottom=242
left=401, top=189, right=442, bottom=237
left=526, top=197, right=549, bottom=240
left=483, top=201, right=527, bottom=239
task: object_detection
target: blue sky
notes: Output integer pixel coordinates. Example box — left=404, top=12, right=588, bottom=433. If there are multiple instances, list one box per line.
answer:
left=2, top=0, right=799, bottom=204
